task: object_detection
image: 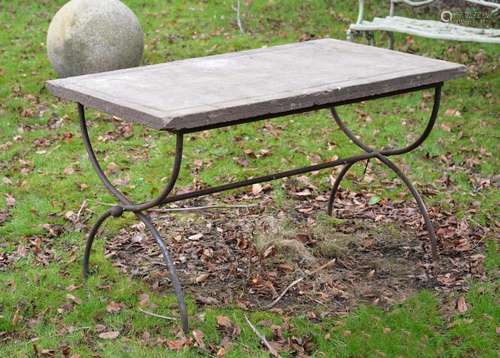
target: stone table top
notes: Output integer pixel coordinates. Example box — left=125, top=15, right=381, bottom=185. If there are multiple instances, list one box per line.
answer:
left=46, top=38, right=465, bottom=131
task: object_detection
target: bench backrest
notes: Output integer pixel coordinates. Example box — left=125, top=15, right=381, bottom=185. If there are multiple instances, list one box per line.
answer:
left=356, top=0, right=500, bottom=24
left=390, top=0, right=500, bottom=16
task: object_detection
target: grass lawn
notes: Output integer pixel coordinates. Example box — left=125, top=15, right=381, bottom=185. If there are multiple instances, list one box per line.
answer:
left=0, top=0, right=499, bottom=356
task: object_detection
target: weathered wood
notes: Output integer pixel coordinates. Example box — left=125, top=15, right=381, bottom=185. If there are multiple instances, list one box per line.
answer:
left=46, top=38, right=465, bottom=131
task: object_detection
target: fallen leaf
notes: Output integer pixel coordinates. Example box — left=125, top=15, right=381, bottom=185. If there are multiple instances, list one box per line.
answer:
left=188, top=233, right=203, bottom=241
left=65, top=284, right=81, bottom=292
left=192, top=329, right=205, bottom=349
left=107, top=162, right=119, bottom=173
left=196, top=295, right=219, bottom=305
left=194, top=159, right=203, bottom=168
left=2, top=177, right=13, bottom=185
left=106, top=301, right=124, bottom=313
left=440, top=123, right=452, bottom=132
left=444, top=108, right=462, bottom=117
left=63, top=167, right=75, bottom=175
left=234, top=157, right=249, bottom=167
left=252, top=183, right=263, bottom=195
left=66, top=294, right=81, bottom=305
left=259, top=149, right=272, bottom=157
left=64, top=211, right=75, bottom=221
left=40, top=348, right=56, bottom=357
left=167, top=337, right=188, bottom=351
left=263, top=245, right=275, bottom=258
left=216, top=346, right=226, bottom=357
left=112, top=178, right=129, bottom=186
left=216, top=315, right=232, bottom=330
left=138, top=293, right=149, bottom=307
left=195, top=273, right=209, bottom=284
left=457, top=296, right=468, bottom=314
left=6, top=194, right=16, bottom=207
left=11, top=307, right=21, bottom=326
left=294, top=188, right=312, bottom=197
left=95, top=324, right=106, bottom=333
left=244, top=149, right=256, bottom=158
left=98, top=331, right=120, bottom=340
left=131, top=234, right=144, bottom=243
left=60, top=345, right=71, bottom=357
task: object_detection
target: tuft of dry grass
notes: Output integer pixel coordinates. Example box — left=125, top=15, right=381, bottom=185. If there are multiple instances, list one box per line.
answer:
left=253, top=216, right=316, bottom=264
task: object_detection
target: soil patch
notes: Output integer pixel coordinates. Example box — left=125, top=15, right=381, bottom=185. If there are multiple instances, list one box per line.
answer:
left=105, top=187, right=489, bottom=317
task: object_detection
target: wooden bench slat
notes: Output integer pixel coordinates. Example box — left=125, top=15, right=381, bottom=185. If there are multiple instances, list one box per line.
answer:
left=46, top=39, right=465, bottom=131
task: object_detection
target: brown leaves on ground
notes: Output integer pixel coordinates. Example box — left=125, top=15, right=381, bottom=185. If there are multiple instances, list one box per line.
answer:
left=57, top=294, right=81, bottom=314
left=106, top=184, right=490, bottom=318
left=1, top=236, right=57, bottom=270
left=0, top=193, right=16, bottom=227
left=0, top=208, right=10, bottom=226
left=166, top=336, right=191, bottom=351
left=217, top=315, right=241, bottom=338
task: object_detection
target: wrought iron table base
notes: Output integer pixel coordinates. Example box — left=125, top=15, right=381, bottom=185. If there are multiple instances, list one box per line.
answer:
left=79, top=83, right=442, bottom=333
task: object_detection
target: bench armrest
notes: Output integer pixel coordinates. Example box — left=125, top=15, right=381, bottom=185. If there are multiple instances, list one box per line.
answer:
left=390, top=0, right=436, bottom=15
left=355, top=0, right=365, bottom=24
left=466, top=1, right=500, bottom=15
left=357, top=1, right=436, bottom=24
left=391, top=0, right=436, bottom=6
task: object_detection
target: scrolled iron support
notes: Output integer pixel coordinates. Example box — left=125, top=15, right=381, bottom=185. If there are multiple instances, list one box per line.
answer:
left=327, top=161, right=356, bottom=216
left=78, top=103, right=189, bottom=333
left=83, top=209, right=113, bottom=279
left=328, top=84, right=442, bottom=263
left=77, top=82, right=443, bottom=333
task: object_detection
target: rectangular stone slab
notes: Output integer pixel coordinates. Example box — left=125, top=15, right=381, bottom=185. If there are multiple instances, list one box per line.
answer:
left=46, top=38, right=466, bottom=131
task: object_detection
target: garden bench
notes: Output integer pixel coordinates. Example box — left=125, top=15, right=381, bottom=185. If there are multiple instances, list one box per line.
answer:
left=46, top=38, right=465, bottom=333
left=348, top=0, right=500, bottom=48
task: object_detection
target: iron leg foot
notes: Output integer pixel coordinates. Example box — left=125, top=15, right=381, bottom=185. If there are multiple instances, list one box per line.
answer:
left=327, top=155, right=439, bottom=264
left=327, top=162, right=356, bottom=216
left=83, top=209, right=113, bottom=279
left=82, top=209, right=189, bottom=332
left=137, top=212, right=189, bottom=333
left=375, top=154, right=439, bottom=263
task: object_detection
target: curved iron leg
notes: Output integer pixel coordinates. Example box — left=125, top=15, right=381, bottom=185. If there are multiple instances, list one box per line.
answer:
left=327, top=154, right=439, bottom=263
left=78, top=104, right=189, bottom=332
left=84, top=209, right=190, bottom=332
left=137, top=212, right=189, bottom=332
left=327, top=162, right=356, bottom=216
left=83, top=209, right=113, bottom=279
left=328, top=84, right=442, bottom=263
left=375, top=154, right=438, bottom=263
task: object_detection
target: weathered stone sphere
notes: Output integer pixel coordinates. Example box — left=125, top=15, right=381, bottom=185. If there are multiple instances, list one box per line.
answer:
left=47, top=0, right=144, bottom=78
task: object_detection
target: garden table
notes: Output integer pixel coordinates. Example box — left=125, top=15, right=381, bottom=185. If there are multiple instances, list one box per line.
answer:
left=46, top=38, right=465, bottom=333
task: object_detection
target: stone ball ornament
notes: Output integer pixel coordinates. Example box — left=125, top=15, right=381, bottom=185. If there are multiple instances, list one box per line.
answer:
left=47, top=0, right=144, bottom=78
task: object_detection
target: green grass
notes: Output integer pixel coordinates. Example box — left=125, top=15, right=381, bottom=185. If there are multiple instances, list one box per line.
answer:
left=0, top=0, right=498, bottom=356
